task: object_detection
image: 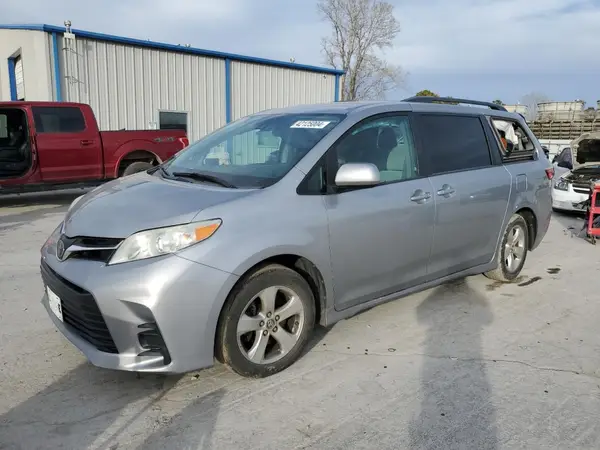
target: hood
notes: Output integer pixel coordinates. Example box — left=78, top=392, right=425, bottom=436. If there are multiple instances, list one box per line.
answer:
left=64, top=172, right=255, bottom=238
left=572, top=134, right=600, bottom=164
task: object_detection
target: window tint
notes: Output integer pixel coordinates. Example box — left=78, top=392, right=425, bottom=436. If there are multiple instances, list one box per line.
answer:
left=491, top=118, right=536, bottom=162
left=335, top=115, right=419, bottom=183
left=564, top=148, right=573, bottom=164
left=32, top=107, right=85, bottom=133
left=159, top=111, right=187, bottom=132
left=419, top=115, right=491, bottom=175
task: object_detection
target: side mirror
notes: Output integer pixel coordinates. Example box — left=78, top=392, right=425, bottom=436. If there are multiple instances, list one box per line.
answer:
left=335, top=163, right=380, bottom=187
left=557, top=160, right=573, bottom=170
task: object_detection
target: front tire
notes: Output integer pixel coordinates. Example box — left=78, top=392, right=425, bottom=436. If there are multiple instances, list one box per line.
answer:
left=485, top=214, right=529, bottom=282
left=216, top=264, right=316, bottom=378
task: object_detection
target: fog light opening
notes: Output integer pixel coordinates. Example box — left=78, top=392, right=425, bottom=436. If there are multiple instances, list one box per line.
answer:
left=137, top=322, right=172, bottom=365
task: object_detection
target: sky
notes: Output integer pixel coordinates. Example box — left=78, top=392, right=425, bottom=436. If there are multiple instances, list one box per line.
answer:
left=3, top=0, right=600, bottom=106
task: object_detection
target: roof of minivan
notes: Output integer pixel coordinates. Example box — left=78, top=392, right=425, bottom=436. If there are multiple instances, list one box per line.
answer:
left=259, top=101, right=522, bottom=120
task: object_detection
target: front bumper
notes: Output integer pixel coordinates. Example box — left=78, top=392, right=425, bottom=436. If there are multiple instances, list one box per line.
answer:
left=40, top=250, right=239, bottom=374
left=552, top=187, right=588, bottom=212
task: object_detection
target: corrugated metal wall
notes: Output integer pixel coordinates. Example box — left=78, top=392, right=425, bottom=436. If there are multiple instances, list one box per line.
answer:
left=231, top=61, right=336, bottom=121
left=57, top=36, right=226, bottom=141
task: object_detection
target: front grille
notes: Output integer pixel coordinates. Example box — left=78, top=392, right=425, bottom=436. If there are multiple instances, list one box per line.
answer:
left=573, top=185, right=590, bottom=194
left=59, top=235, right=122, bottom=263
left=41, top=260, right=118, bottom=353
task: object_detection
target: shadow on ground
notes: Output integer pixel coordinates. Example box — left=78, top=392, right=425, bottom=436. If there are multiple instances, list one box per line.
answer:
left=0, top=364, right=194, bottom=450
left=409, top=277, right=498, bottom=450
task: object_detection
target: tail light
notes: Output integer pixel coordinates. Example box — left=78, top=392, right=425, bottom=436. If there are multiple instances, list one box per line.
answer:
left=545, top=168, right=554, bottom=180
left=178, top=137, right=189, bottom=149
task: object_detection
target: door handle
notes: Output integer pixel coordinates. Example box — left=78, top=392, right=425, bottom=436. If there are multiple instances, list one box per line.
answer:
left=436, top=184, right=456, bottom=197
left=80, top=139, right=94, bottom=146
left=410, top=190, right=432, bottom=204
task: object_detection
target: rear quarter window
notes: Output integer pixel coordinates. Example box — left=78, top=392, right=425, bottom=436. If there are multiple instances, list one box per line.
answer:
left=490, top=118, right=536, bottom=163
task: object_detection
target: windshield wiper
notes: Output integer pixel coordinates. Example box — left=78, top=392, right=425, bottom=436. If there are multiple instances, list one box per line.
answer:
left=171, top=171, right=238, bottom=189
left=155, top=165, right=172, bottom=178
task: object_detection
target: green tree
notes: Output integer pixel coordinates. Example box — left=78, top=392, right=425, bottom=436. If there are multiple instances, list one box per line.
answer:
left=416, top=89, right=439, bottom=97
left=492, top=99, right=504, bottom=105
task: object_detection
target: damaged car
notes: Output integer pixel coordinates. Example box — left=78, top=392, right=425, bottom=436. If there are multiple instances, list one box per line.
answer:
left=552, top=134, right=600, bottom=212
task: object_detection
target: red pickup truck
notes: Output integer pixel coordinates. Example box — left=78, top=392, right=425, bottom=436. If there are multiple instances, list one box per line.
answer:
left=0, top=101, right=188, bottom=194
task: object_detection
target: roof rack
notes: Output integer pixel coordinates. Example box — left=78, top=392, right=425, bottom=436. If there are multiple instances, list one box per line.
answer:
left=402, top=96, right=508, bottom=112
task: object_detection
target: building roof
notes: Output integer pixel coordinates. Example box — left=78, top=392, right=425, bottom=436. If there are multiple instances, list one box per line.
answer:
left=0, top=23, right=345, bottom=76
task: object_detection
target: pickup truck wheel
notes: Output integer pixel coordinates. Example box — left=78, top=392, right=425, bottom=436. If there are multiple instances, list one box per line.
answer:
left=122, top=161, right=153, bottom=177
left=484, top=214, right=529, bottom=282
left=216, top=264, right=316, bottom=378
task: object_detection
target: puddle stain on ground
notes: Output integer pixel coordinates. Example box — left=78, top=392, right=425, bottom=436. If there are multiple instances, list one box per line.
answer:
left=485, top=275, right=526, bottom=291
left=518, top=276, right=542, bottom=287
left=547, top=267, right=561, bottom=275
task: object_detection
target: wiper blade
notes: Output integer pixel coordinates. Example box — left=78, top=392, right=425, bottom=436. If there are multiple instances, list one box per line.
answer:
left=171, top=171, right=237, bottom=188
left=156, top=165, right=172, bottom=178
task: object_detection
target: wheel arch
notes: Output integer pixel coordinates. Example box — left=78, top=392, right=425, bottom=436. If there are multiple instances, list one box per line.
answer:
left=115, top=149, right=161, bottom=177
left=213, top=253, right=328, bottom=361
left=515, top=207, right=537, bottom=250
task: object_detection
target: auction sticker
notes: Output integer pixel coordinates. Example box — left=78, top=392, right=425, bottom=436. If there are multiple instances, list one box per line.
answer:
left=290, top=120, right=331, bottom=129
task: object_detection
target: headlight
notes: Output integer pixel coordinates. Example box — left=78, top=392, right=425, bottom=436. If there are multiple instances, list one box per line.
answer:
left=108, top=219, right=222, bottom=265
left=42, top=222, right=63, bottom=255
left=554, top=179, right=569, bottom=191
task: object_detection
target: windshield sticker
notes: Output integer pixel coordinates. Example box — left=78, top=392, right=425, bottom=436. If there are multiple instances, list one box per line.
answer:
left=290, top=120, right=331, bottom=129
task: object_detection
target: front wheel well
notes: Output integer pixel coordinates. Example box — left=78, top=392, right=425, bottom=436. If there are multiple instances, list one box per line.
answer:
left=117, top=150, right=160, bottom=177
left=217, top=254, right=327, bottom=335
left=515, top=207, right=537, bottom=250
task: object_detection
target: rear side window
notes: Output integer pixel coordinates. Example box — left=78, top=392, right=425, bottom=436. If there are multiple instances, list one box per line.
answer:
left=417, top=114, right=491, bottom=175
left=491, top=118, right=536, bottom=162
left=32, top=107, right=85, bottom=133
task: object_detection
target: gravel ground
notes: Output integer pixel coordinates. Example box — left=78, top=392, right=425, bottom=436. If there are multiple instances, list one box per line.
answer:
left=0, top=191, right=599, bottom=450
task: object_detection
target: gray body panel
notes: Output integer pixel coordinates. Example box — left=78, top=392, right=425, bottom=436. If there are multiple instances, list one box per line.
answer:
left=40, top=100, right=553, bottom=374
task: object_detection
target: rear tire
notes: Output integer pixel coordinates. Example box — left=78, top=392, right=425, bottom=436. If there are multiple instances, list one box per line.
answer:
left=485, top=214, right=529, bottom=282
left=122, top=161, right=153, bottom=177
left=216, top=264, right=315, bottom=378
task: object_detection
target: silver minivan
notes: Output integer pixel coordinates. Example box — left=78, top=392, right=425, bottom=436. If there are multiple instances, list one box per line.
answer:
left=41, top=97, right=553, bottom=377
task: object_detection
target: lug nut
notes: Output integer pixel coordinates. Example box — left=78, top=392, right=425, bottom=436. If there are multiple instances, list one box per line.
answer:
left=260, top=321, right=265, bottom=327
left=267, top=312, right=272, bottom=318
left=273, top=326, right=278, bottom=332
left=263, top=330, right=268, bottom=336
left=275, top=315, right=280, bottom=321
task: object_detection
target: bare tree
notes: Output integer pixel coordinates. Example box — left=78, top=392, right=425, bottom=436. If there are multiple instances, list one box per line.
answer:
left=520, top=92, right=550, bottom=121
left=318, top=0, right=403, bottom=101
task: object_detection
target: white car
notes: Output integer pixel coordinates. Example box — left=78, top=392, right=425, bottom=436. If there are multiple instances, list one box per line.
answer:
left=551, top=146, right=600, bottom=212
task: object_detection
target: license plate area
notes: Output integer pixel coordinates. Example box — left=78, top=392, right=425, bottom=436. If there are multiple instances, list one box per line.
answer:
left=47, top=286, right=63, bottom=322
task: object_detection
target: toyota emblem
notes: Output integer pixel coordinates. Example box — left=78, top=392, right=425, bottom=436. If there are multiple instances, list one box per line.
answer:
left=56, top=239, right=66, bottom=261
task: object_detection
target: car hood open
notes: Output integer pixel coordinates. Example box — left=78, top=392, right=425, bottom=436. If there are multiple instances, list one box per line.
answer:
left=572, top=133, right=600, bottom=164
left=63, top=172, right=255, bottom=238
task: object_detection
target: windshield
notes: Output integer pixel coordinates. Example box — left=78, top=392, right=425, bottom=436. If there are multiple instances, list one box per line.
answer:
left=162, top=113, right=346, bottom=188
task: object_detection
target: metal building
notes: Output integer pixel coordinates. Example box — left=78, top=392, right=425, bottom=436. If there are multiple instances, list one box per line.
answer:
left=0, top=23, right=343, bottom=141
